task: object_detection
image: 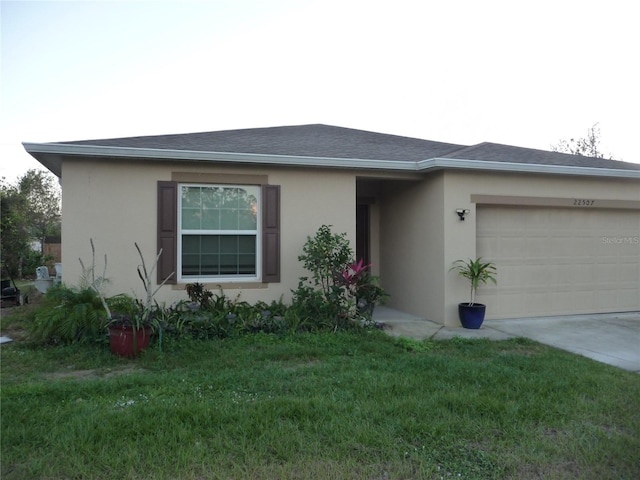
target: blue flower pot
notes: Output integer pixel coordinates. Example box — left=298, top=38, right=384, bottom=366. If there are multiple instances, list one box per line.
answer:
left=458, top=303, right=486, bottom=329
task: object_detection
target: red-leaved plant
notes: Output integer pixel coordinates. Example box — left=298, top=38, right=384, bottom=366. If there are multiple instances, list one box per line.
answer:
left=341, top=259, right=371, bottom=286
left=339, top=259, right=387, bottom=312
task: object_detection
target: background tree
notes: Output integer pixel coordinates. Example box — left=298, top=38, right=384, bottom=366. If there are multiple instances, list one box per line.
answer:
left=551, top=123, right=615, bottom=159
left=18, top=170, right=62, bottom=252
left=1, top=180, right=30, bottom=278
left=1, top=169, right=61, bottom=278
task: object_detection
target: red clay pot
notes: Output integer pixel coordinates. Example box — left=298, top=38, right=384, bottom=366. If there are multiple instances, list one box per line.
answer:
left=108, top=325, right=151, bottom=358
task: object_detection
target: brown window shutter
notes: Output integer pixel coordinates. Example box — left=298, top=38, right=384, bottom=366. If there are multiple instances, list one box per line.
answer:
left=157, top=181, right=177, bottom=284
left=262, top=185, right=280, bottom=283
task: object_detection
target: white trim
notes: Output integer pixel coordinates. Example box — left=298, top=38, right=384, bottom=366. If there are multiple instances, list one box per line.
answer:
left=420, top=158, right=640, bottom=178
left=23, top=142, right=640, bottom=179
left=177, top=183, right=261, bottom=283
left=23, top=142, right=418, bottom=171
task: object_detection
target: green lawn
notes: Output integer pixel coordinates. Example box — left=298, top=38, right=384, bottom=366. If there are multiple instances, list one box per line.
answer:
left=1, top=328, right=639, bottom=479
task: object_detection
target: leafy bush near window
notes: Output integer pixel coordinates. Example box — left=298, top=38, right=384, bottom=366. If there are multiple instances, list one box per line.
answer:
left=292, top=225, right=388, bottom=330
left=297, top=225, right=353, bottom=298
left=160, top=284, right=291, bottom=339
left=290, top=281, right=345, bottom=331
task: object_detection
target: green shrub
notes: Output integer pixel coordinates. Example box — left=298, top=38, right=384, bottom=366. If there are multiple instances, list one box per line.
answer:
left=293, top=225, right=355, bottom=328
left=290, top=281, right=351, bottom=331
left=292, top=225, right=386, bottom=331
left=164, top=289, right=294, bottom=339
left=297, top=225, right=353, bottom=298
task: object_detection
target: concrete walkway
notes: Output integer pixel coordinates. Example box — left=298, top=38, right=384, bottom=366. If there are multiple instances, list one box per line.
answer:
left=375, top=306, right=640, bottom=373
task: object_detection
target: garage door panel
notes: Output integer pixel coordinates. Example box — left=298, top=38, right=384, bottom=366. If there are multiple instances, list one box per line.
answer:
left=497, top=265, right=526, bottom=287
left=596, top=263, right=618, bottom=282
left=568, top=264, right=595, bottom=283
left=550, top=291, right=583, bottom=313
left=498, top=237, right=523, bottom=257
left=524, top=292, right=553, bottom=314
left=598, top=244, right=619, bottom=257
left=620, top=263, right=639, bottom=282
left=550, top=237, right=574, bottom=256
left=594, top=289, right=619, bottom=310
left=477, top=206, right=640, bottom=319
left=526, top=236, right=549, bottom=257
left=620, top=288, right=640, bottom=306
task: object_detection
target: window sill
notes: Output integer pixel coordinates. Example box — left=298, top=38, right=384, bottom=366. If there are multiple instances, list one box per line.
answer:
left=171, top=282, right=267, bottom=291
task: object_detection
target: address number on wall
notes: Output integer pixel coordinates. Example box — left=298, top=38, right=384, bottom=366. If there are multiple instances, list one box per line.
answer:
left=573, top=199, right=595, bottom=206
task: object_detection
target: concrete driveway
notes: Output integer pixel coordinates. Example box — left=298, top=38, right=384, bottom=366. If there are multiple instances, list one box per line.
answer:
left=376, top=308, right=640, bottom=373
left=483, top=312, right=640, bottom=373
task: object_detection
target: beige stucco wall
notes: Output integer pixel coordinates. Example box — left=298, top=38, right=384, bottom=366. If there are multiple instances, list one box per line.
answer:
left=441, top=170, right=640, bottom=326
left=60, top=158, right=356, bottom=306
left=59, top=156, right=640, bottom=326
left=378, top=173, right=446, bottom=322
left=372, top=170, right=639, bottom=326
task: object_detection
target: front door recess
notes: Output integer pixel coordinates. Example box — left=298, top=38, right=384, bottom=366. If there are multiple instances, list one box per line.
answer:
left=356, top=203, right=370, bottom=265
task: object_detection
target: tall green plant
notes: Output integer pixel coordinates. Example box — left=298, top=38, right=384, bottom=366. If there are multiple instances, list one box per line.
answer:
left=135, top=241, right=174, bottom=325
left=294, top=225, right=356, bottom=329
left=450, top=257, right=497, bottom=305
left=298, top=225, right=353, bottom=298
left=78, top=238, right=111, bottom=319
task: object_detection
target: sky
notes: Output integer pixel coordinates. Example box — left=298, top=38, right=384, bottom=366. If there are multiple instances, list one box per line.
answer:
left=2, top=0, right=639, bottom=182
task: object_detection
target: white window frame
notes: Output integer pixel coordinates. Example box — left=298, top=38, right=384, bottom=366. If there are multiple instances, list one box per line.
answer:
left=177, top=183, right=261, bottom=283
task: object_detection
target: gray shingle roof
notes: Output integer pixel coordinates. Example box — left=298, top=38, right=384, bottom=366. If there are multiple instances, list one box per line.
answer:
left=61, top=124, right=465, bottom=162
left=28, top=124, right=640, bottom=174
left=442, top=142, right=640, bottom=170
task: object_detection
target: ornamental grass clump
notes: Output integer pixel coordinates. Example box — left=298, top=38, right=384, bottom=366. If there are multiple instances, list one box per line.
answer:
left=29, top=284, right=107, bottom=344
left=30, top=239, right=112, bottom=344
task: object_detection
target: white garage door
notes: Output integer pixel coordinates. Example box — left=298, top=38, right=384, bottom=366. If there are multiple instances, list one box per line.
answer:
left=477, top=206, right=640, bottom=319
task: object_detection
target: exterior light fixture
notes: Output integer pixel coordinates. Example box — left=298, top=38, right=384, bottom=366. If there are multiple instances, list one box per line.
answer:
left=456, top=208, right=470, bottom=221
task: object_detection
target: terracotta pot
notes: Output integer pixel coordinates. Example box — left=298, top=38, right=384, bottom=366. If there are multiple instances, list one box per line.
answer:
left=108, top=325, right=151, bottom=358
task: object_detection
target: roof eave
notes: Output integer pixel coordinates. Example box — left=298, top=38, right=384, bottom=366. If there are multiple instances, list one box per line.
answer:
left=22, top=142, right=640, bottom=179
left=22, top=142, right=421, bottom=172
left=420, top=158, right=640, bottom=179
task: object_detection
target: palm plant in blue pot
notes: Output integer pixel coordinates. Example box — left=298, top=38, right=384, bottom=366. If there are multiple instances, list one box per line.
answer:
left=450, top=257, right=497, bottom=329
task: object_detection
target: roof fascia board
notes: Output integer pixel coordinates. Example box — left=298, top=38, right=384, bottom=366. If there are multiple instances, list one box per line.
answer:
left=23, top=142, right=640, bottom=179
left=22, top=142, right=420, bottom=171
left=420, top=158, right=640, bottom=179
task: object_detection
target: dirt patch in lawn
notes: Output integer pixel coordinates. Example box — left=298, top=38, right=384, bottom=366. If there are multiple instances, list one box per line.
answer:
left=1, top=290, right=44, bottom=342
left=513, top=460, right=582, bottom=480
left=0, top=323, right=28, bottom=342
left=43, top=366, right=145, bottom=381
left=496, top=339, right=547, bottom=357
left=0, top=307, right=28, bottom=342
